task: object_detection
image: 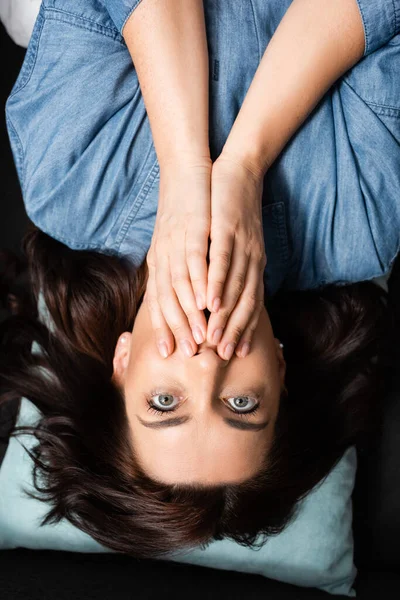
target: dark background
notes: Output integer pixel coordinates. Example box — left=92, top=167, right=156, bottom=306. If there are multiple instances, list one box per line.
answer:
left=0, top=23, right=29, bottom=255
left=1, top=23, right=30, bottom=324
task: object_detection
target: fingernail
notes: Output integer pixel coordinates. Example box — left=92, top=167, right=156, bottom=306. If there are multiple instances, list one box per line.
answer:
left=212, top=327, right=223, bottom=345
left=180, top=339, right=194, bottom=358
left=192, top=326, right=204, bottom=344
left=196, top=294, right=205, bottom=311
left=239, top=342, right=250, bottom=358
left=158, top=342, right=169, bottom=358
left=212, top=297, right=221, bottom=313
left=224, top=343, right=235, bottom=360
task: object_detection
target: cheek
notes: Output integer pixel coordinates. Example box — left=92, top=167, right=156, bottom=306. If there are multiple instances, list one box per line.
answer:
left=249, top=315, right=274, bottom=360
left=129, top=303, right=157, bottom=363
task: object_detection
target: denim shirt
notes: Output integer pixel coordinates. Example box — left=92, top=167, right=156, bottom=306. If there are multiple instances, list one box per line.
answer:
left=5, top=0, right=400, bottom=296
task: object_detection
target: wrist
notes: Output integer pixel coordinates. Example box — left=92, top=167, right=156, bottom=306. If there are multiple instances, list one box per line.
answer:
left=159, top=149, right=212, bottom=176
left=218, top=144, right=269, bottom=182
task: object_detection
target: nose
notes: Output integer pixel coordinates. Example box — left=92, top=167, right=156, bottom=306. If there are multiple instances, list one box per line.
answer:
left=192, top=343, right=228, bottom=371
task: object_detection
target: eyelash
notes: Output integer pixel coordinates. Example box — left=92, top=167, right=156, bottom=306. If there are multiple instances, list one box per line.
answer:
left=145, top=392, right=261, bottom=419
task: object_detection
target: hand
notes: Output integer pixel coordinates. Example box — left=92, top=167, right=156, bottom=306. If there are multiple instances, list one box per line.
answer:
left=144, top=156, right=212, bottom=359
left=206, top=153, right=267, bottom=359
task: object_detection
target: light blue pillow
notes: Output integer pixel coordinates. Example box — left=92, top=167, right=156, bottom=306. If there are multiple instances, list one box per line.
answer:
left=0, top=396, right=357, bottom=596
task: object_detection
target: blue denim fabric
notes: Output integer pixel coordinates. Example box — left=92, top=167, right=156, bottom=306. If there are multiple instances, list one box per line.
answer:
left=5, top=0, right=400, bottom=295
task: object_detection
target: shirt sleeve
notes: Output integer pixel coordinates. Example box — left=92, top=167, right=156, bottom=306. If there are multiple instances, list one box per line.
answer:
left=101, top=0, right=145, bottom=35
left=356, top=0, right=400, bottom=56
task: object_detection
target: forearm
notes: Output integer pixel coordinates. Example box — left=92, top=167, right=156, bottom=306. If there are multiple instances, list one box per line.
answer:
left=123, top=0, right=210, bottom=171
left=222, top=0, right=365, bottom=177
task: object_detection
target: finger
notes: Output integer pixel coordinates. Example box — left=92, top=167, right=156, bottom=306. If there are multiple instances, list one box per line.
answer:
left=186, top=217, right=209, bottom=311
left=206, top=241, right=250, bottom=346
left=217, top=262, right=265, bottom=360
left=169, top=250, right=207, bottom=345
left=155, top=247, right=198, bottom=357
left=145, top=253, right=175, bottom=358
left=234, top=278, right=266, bottom=358
left=206, top=228, right=234, bottom=314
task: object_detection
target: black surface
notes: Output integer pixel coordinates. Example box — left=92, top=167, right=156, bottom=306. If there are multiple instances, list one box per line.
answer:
left=0, top=23, right=29, bottom=256
left=0, top=549, right=343, bottom=600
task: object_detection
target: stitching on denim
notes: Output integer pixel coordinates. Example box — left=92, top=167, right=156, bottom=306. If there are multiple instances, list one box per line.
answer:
left=342, top=78, right=400, bottom=117
left=112, top=140, right=157, bottom=248
left=365, top=102, right=400, bottom=117
left=121, top=0, right=145, bottom=34
left=356, top=0, right=368, bottom=56
left=5, top=114, right=25, bottom=193
left=8, top=6, right=45, bottom=99
left=249, top=0, right=261, bottom=63
left=45, top=8, right=125, bottom=44
left=116, top=159, right=160, bottom=252
left=263, top=202, right=290, bottom=264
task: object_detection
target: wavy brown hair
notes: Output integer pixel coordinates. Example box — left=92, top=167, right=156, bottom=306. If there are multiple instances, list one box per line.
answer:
left=0, top=224, right=391, bottom=558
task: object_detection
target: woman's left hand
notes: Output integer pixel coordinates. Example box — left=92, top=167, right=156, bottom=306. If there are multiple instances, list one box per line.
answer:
left=206, top=153, right=267, bottom=360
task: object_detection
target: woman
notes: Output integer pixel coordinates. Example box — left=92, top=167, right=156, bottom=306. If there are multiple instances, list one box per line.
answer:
left=0, top=0, right=397, bottom=557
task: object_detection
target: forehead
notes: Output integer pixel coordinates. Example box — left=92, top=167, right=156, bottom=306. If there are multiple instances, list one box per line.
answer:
left=129, top=414, right=271, bottom=485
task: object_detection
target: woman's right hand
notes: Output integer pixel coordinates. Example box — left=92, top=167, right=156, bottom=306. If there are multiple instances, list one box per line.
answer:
left=206, top=153, right=267, bottom=360
left=144, top=157, right=212, bottom=359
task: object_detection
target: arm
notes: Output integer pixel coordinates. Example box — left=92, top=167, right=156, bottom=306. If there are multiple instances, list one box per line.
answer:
left=122, top=1, right=212, bottom=358
left=221, top=0, right=366, bottom=178
left=205, top=0, right=367, bottom=358
left=122, top=0, right=210, bottom=170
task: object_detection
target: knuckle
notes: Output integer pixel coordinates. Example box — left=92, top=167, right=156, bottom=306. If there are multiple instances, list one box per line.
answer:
left=244, top=291, right=258, bottom=312
left=213, top=250, right=231, bottom=270
left=229, top=325, right=243, bottom=343
left=190, top=275, right=205, bottom=286
left=170, top=272, right=188, bottom=287
left=209, top=276, right=226, bottom=288
left=231, top=273, right=245, bottom=296
left=157, top=292, right=171, bottom=308
left=184, top=309, right=198, bottom=326
left=187, top=247, right=205, bottom=262
left=169, top=322, right=186, bottom=337
left=217, top=307, right=230, bottom=323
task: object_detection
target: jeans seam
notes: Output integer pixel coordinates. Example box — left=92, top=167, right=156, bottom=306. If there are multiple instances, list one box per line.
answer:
left=111, top=139, right=157, bottom=249
left=115, top=159, right=160, bottom=252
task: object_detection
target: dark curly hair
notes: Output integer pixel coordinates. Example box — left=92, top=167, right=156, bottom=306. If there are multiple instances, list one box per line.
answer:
left=0, top=224, right=391, bottom=558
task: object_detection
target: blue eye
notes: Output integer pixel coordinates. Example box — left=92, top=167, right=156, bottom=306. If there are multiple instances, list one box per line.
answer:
left=145, top=392, right=261, bottom=417
left=147, top=393, right=180, bottom=414
left=226, top=396, right=259, bottom=413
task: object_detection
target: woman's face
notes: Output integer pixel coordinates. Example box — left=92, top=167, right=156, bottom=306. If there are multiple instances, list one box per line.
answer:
left=112, top=301, right=286, bottom=486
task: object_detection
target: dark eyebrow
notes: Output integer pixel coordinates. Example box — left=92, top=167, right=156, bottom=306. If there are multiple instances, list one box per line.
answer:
left=136, top=414, right=269, bottom=432
left=223, top=417, right=269, bottom=431
left=136, top=415, right=190, bottom=429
